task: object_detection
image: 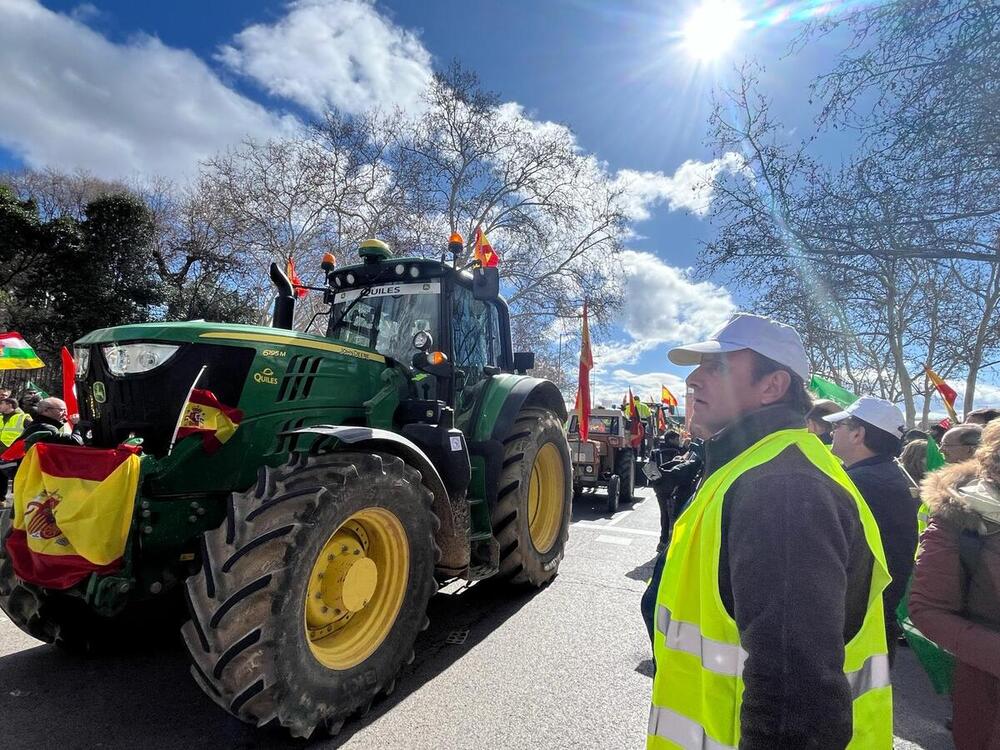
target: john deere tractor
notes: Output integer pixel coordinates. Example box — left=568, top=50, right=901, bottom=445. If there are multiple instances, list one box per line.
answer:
left=0, top=239, right=572, bottom=738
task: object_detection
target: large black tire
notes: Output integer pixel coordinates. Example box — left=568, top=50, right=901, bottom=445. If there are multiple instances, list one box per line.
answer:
left=0, top=505, right=118, bottom=653
left=606, top=474, right=621, bottom=514
left=615, top=448, right=635, bottom=503
left=492, top=407, right=572, bottom=586
left=181, top=451, right=438, bottom=739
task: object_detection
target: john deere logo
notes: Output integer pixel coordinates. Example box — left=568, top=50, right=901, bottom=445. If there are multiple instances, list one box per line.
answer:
left=254, top=367, right=279, bottom=385
left=92, top=381, right=107, bottom=403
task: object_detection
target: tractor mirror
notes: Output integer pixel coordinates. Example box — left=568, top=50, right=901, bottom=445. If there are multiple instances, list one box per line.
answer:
left=472, top=266, right=499, bottom=301
left=512, top=351, right=534, bottom=374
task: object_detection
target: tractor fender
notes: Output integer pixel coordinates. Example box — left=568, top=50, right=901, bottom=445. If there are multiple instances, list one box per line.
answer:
left=487, top=377, right=568, bottom=442
left=286, top=426, right=468, bottom=570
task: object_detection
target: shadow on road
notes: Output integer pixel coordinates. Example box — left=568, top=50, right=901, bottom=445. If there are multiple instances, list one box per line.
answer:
left=571, top=491, right=641, bottom=521
left=0, top=581, right=542, bottom=750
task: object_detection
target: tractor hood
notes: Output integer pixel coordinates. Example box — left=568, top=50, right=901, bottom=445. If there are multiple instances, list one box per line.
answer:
left=73, top=321, right=392, bottom=466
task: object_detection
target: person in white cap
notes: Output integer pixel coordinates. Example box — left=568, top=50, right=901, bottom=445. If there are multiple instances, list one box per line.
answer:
left=826, top=396, right=918, bottom=664
left=646, top=313, right=893, bottom=750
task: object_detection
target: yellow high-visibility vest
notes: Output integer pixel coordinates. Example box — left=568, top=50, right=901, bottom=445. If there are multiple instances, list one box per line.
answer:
left=0, top=412, right=28, bottom=447
left=648, top=429, right=893, bottom=750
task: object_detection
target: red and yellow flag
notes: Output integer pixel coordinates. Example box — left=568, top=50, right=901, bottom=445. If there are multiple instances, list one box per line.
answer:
left=286, top=256, right=308, bottom=299
left=924, top=365, right=958, bottom=423
left=177, top=388, right=243, bottom=454
left=627, top=387, right=644, bottom=449
left=661, top=385, right=678, bottom=415
left=473, top=226, right=500, bottom=268
left=5, top=443, right=141, bottom=589
left=575, top=301, right=593, bottom=442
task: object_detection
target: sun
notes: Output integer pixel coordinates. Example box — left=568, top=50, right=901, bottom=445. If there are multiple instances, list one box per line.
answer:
left=680, top=0, right=748, bottom=62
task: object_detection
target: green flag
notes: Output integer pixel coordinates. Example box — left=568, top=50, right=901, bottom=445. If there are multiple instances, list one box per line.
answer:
left=926, top=437, right=946, bottom=472
left=24, top=380, right=50, bottom=398
left=808, top=375, right=858, bottom=407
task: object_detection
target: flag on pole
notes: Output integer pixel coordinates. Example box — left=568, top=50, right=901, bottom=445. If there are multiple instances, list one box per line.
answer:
left=661, top=385, right=679, bottom=415
left=4, top=443, right=141, bottom=589
left=924, top=366, right=959, bottom=423
left=176, top=389, right=243, bottom=454
left=61, top=347, right=79, bottom=425
left=286, top=257, right=308, bottom=299
left=575, top=301, right=593, bottom=442
left=627, top=387, right=644, bottom=449
left=808, top=375, right=858, bottom=407
left=0, top=332, right=44, bottom=370
left=473, top=226, right=499, bottom=268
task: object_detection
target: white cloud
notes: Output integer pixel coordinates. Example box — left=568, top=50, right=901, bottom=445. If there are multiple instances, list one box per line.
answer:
left=618, top=249, right=735, bottom=351
left=217, top=0, right=433, bottom=117
left=615, top=152, right=744, bottom=220
left=0, top=0, right=295, bottom=181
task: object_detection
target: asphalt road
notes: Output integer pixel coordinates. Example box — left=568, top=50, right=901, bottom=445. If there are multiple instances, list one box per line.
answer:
left=0, top=486, right=954, bottom=749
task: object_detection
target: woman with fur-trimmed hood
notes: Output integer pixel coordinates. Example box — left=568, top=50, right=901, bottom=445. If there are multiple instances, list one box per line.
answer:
left=910, top=419, right=1000, bottom=750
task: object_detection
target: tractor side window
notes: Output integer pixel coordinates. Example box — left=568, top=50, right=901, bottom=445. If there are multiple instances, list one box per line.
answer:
left=451, top=285, right=497, bottom=374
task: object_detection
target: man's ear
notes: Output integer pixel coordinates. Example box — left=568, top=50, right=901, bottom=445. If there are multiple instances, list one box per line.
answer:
left=759, top=369, right=792, bottom=406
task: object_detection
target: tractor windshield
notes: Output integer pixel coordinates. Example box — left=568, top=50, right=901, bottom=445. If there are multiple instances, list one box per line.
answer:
left=327, top=280, right=440, bottom=363
left=568, top=415, right=620, bottom=435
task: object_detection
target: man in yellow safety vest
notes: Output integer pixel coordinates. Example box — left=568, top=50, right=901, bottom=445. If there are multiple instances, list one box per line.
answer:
left=648, top=313, right=893, bottom=749
left=0, top=396, right=30, bottom=497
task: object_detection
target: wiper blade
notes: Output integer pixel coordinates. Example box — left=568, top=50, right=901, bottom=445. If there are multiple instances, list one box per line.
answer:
left=329, top=286, right=372, bottom=334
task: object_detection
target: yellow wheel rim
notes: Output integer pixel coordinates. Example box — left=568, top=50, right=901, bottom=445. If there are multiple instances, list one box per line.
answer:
left=527, top=442, right=566, bottom=554
left=304, top=508, right=409, bottom=670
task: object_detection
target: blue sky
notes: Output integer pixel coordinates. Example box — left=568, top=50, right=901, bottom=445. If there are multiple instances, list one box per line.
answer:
left=0, top=0, right=901, bottom=406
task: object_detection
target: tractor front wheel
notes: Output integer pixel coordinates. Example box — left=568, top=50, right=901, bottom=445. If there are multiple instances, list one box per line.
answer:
left=181, top=451, right=438, bottom=739
left=606, top=474, right=621, bottom=514
left=492, top=407, right=572, bottom=587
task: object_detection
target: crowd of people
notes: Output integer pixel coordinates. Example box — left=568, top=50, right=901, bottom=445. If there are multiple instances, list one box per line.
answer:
left=642, top=313, right=999, bottom=750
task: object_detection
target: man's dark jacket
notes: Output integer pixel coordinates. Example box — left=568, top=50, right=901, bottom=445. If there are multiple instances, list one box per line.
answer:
left=19, top=414, right=84, bottom=449
left=646, top=405, right=875, bottom=750
left=844, top=454, right=917, bottom=636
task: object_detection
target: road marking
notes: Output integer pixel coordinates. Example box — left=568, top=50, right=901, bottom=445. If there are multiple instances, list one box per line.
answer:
left=595, top=535, right=632, bottom=546
left=606, top=509, right=633, bottom=527
left=572, top=522, right=660, bottom=538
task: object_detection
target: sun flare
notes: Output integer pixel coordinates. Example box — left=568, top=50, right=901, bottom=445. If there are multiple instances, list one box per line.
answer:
left=681, top=0, right=748, bottom=61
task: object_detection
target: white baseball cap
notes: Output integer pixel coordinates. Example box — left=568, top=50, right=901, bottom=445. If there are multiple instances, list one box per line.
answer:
left=667, top=313, right=810, bottom=380
left=823, top=396, right=906, bottom=438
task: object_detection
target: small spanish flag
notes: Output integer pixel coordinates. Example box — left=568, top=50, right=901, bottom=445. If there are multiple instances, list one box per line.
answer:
left=661, top=385, right=678, bottom=415
left=5, top=443, right=141, bottom=589
left=473, top=226, right=499, bottom=268
left=177, top=388, right=243, bottom=454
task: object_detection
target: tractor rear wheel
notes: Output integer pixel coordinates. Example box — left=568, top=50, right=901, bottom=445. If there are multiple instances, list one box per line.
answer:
left=181, top=451, right=438, bottom=739
left=615, top=448, right=635, bottom=503
left=492, top=407, right=572, bottom=586
left=606, top=474, right=621, bottom=514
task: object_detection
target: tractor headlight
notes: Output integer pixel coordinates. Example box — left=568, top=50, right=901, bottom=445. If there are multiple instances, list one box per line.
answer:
left=102, top=343, right=180, bottom=376
left=73, top=346, right=91, bottom=379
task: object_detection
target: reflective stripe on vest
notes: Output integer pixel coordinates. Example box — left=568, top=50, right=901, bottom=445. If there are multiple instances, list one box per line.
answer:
left=648, top=429, right=894, bottom=750
left=648, top=706, right=734, bottom=750
left=657, top=605, right=748, bottom=677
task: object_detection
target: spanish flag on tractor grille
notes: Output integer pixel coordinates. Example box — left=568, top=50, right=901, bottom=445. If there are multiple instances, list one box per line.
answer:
left=177, top=388, right=243, bottom=454
left=5, top=443, right=141, bottom=589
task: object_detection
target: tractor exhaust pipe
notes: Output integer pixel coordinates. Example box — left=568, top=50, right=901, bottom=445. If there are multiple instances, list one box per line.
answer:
left=269, top=262, right=295, bottom=330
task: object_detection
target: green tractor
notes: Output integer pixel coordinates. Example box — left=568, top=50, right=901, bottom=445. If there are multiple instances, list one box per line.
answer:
left=0, top=239, right=572, bottom=738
